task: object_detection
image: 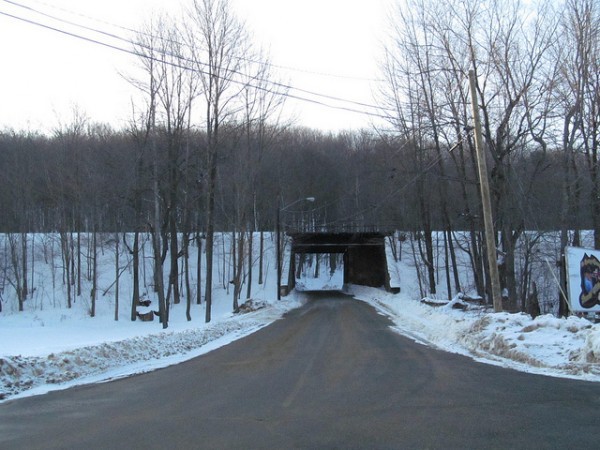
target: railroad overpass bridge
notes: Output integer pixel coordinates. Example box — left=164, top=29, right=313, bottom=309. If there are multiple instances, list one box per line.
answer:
left=279, top=229, right=400, bottom=297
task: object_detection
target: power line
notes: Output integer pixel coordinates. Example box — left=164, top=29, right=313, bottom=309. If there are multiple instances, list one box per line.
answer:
left=13, top=0, right=387, bottom=83
left=0, top=4, right=395, bottom=121
left=3, top=0, right=131, bottom=46
left=29, top=0, right=386, bottom=83
left=1, top=2, right=483, bottom=235
left=0, top=0, right=394, bottom=118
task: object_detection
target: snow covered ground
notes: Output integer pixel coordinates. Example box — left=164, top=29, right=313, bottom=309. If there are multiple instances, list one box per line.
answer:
left=2, top=233, right=600, bottom=404
left=352, top=249, right=600, bottom=382
left=353, top=285, right=600, bottom=381
left=0, top=293, right=306, bottom=402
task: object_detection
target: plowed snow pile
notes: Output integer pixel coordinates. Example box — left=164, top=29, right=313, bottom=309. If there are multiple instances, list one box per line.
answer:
left=3, top=284, right=600, bottom=403
left=0, top=297, right=301, bottom=401
left=351, top=285, right=600, bottom=381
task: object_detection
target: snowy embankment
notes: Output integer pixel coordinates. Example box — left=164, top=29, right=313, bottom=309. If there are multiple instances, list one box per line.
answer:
left=3, top=286, right=600, bottom=403
left=3, top=230, right=600, bottom=403
left=0, top=296, right=304, bottom=402
left=351, top=285, right=600, bottom=381
left=0, top=232, right=302, bottom=401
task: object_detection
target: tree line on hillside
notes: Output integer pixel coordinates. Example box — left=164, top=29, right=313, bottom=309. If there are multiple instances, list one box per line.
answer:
left=0, top=126, right=588, bottom=234
left=0, top=0, right=598, bottom=318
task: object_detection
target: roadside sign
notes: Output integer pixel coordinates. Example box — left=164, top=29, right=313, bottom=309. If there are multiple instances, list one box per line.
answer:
left=565, top=246, right=600, bottom=314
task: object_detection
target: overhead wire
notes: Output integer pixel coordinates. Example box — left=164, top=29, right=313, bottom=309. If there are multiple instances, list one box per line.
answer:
left=2, top=0, right=132, bottom=46
left=0, top=9, right=393, bottom=121
left=0, top=0, right=395, bottom=118
left=1, top=0, right=484, bottom=233
left=26, top=0, right=386, bottom=83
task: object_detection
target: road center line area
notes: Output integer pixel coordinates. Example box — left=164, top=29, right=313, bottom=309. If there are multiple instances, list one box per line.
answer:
left=1, top=293, right=600, bottom=449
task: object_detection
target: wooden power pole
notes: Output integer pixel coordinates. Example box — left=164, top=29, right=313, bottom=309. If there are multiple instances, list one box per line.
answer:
left=469, top=70, right=503, bottom=313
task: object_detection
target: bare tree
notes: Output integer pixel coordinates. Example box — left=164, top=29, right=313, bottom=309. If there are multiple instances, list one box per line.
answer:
left=152, top=15, right=199, bottom=308
left=240, top=50, right=288, bottom=299
left=6, top=234, right=25, bottom=311
left=470, top=0, right=557, bottom=309
left=379, top=3, right=439, bottom=296
left=130, top=16, right=168, bottom=328
left=381, top=0, right=558, bottom=309
left=186, top=0, right=252, bottom=322
left=558, top=0, right=600, bottom=244
left=552, top=0, right=600, bottom=313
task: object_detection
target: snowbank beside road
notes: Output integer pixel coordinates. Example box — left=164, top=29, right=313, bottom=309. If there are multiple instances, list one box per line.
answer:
left=3, top=284, right=600, bottom=403
left=351, top=285, right=600, bottom=381
left=0, top=297, right=303, bottom=402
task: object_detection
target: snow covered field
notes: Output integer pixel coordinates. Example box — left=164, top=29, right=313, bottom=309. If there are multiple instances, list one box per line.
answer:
left=0, top=291, right=304, bottom=401
left=2, top=233, right=600, bottom=403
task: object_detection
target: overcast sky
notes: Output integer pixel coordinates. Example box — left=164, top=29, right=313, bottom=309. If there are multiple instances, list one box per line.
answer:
left=0, top=0, right=391, bottom=133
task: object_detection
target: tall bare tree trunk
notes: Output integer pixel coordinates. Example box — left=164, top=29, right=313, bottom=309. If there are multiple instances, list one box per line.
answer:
left=114, top=233, right=119, bottom=321
left=153, top=171, right=167, bottom=329
left=258, top=231, right=264, bottom=285
left=21, top=232, right=27, bottom=299
left=246, top=229, right=253, bottom=300
left=129, top=232, right=140, bottom=321
left=205, top=156, right=216, bottom=323
left=196, top=231, right=202, bottom=305
left=60, top=232, right=72, bottom=309
left=77, top=231, right=81, bottom=297
left=184, top=231, right=192, bottom=321
left=90, top=229, right=97, bottom=318
left=232, top=230, right=244, bottom=313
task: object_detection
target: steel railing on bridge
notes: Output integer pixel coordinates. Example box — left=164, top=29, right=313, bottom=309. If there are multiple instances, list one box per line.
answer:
left=284, top=223, right=395, bottom=235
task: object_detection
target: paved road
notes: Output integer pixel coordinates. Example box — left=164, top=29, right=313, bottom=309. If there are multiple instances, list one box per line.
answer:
left=1, top=293, right=600, bottom=449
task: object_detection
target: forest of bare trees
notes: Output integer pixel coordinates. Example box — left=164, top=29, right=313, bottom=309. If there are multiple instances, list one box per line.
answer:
left=0, top=0, right=599, bottom=318
left=379, top=0, right=599, bottom=312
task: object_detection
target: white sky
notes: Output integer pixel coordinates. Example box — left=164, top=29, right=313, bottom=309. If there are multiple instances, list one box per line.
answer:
left=0, top=0, right=391, bottom=133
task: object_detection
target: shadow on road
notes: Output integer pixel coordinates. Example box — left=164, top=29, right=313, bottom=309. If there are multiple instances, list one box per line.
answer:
left=297, top=289, right=351, bottom=300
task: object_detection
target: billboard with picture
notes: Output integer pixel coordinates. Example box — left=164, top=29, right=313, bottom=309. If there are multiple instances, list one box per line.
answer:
left=565, top=246, right=600, bottom=313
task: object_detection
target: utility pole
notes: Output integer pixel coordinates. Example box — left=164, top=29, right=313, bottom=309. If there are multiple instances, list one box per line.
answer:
left=469, top=69, right=503, bottom=313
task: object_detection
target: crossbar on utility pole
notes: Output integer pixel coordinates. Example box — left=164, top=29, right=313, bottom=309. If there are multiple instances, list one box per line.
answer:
left=469, top=69, right=503, bottom=313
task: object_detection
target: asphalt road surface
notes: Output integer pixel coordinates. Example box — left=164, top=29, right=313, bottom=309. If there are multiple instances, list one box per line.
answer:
left=1, top=292, right=600, bottom=449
